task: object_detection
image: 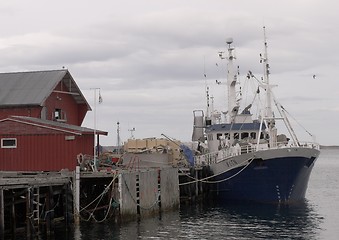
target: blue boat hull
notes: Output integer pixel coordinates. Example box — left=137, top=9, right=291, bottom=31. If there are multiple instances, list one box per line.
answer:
left=211, top=150, right=319, bottom=203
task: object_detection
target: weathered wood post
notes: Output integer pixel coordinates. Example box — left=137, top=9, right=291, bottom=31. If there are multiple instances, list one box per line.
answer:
left=195, top=169, right=199, bottom=197
left=26, top=188, right=32, bottom=239
left=45, top=186, right=54, bottom=236
left=74, top=166, right=80, bottom=224
left=64, top=182, right=73, bottom=229
left=10, top=191, right=16, bottom=238
left=0, top=189, right=4, bottom=239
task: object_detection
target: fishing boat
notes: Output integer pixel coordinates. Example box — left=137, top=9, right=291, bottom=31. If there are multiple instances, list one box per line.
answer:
left=192, top=27, right=320, bottom=203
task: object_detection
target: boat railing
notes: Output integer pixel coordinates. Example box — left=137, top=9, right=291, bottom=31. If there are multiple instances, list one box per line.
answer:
left=194, top=145, right=250, bottom=165
left=194, top=149, right=229, bottom=165
left=293, top=141, right=320, bottom=150
left=194, top=141, right=320, bottom=165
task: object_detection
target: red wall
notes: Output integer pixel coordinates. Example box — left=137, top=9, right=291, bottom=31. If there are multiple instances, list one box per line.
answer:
left=0, top=106, right=41, bottom=120
left=77, top=104, right=88, bottom=126
left=40, top=81, right=86, bottom=126
left=0, top=120, right=94, bottom=171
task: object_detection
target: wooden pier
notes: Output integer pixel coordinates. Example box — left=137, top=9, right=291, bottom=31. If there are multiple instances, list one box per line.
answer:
left=0, top=171, right=72, bottom=239
left=0, top=167, right=181, bottom=239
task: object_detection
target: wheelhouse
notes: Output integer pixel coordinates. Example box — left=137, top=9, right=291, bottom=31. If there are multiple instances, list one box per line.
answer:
left=205, top=121, right=267, bottom=152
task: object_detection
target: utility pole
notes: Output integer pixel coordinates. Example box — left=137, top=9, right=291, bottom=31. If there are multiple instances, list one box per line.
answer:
left=90, top=88, right=100, bottom=171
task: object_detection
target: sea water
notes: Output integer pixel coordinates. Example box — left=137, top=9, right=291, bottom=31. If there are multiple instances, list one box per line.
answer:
left=56, top=148, right=339, bottom=239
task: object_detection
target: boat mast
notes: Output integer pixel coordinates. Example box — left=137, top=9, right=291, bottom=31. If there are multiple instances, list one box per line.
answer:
left=205, top=85, right=211, bottom=120
left=203, top=56, right=211, bottom=121
left=225, top=38, right=238, bottom=123
left=261, top=26, right=277, bottom=147
left=262, top=27, right=273, bottom=120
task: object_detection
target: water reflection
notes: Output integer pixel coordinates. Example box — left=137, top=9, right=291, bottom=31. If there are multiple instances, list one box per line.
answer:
left=117, top=211, right=181, bottom=239
left=179, top=200, right=323, bottom=240
left=49, top=199, right=323, bottom=240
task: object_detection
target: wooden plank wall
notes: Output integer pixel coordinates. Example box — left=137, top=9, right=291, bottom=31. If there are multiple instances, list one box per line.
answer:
left=139, top=170, right=159, bottom=218
left=119, top=168, right=179, bottom=220
left=119, top=171, right=137, bottom=221
left=160, top=168, right=180, bottom=210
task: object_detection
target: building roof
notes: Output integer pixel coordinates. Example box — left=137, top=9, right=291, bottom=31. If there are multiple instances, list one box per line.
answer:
left=0, top=69, right=91, bottom=110
left=0, top=116, right=107, bottom=136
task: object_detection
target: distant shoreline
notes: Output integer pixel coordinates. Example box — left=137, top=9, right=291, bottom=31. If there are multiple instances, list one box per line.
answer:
left=320, top=145, right=339, bottom=149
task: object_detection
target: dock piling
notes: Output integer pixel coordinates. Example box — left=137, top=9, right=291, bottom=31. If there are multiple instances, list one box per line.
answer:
left=74, top=166, right=80, bottom=225
left=0, top=189, right=4, bottom=239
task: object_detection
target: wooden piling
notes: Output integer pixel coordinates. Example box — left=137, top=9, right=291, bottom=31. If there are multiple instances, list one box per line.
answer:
left=0, top=189, right=4, bottom=239
left=26, top=188, right=32, bottom=239
left=45, top=186, right=53, bottom=236
left=74, top=166, right=80, bottom=225
left=10, top=192, right=16, bottom=238
left=64, top=183, right=73, bottom=229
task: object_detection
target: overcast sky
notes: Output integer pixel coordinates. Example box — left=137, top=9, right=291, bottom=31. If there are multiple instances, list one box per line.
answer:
left=0, top=0, right=338, bottom=146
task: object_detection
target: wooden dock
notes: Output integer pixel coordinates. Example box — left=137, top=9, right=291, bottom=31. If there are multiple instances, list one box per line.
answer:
left=0, top=171, right=72, bottom=239
left=0, top=167, right=181, bottom=239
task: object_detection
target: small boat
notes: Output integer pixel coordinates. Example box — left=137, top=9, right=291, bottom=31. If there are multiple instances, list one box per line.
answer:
left=192, top=27, right=320, bottom=204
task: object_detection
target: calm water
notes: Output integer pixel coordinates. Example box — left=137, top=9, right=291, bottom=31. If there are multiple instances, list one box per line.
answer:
left=57, top=148, right=339, bottom=240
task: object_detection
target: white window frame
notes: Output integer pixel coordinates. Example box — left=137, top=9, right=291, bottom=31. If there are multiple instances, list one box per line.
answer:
left=1, top=138, right=17, bottom=148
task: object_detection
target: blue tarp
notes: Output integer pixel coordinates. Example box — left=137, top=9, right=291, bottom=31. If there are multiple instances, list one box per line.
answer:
left=180, top=144, right=194, bottom=167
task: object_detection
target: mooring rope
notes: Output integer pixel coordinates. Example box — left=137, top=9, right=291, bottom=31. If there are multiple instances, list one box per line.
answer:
left=179, top=156, right=255, bottom=185
left=91, top=191, right=116, bottom=223
left=41, top=194, right=61, bottom=220
left=79, top=172, right=119, bottom=222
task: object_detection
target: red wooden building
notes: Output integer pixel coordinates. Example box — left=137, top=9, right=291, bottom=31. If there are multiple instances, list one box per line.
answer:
left=0, top=70, right=107, bottom=171
left=0, top=69, right=89, bottom=125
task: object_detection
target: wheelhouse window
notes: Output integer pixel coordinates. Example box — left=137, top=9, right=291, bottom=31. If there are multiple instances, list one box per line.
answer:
left=241, top=132, right=249, bottom=139
left=1, top=138, right=17, bottom=148
left=224, top=133, right=230, bottom=139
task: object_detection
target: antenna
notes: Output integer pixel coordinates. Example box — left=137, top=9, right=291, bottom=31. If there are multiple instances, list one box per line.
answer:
left=203, top=55, right=206, bottom=78
left=116, top=121, right=121, bottom=153
left=226, top=37, right=233, bottom=46
left=128, top=127, right=135, bottom=139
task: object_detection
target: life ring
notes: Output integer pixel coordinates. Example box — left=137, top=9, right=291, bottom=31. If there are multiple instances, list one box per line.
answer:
left=77, top=153, right=84, bottom=165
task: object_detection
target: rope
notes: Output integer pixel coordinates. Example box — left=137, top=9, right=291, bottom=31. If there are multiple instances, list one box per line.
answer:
left=90, top=192, right=116, bottom=223
left=79, top=173, right=119, bottom=222
left=179, top=156, right=255, bottom=185
left=41, top=194, right=61, bottom=220
left=280, top=105, right=313, bottom=137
